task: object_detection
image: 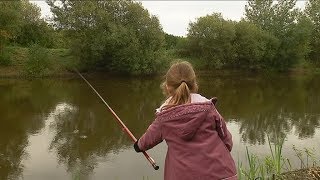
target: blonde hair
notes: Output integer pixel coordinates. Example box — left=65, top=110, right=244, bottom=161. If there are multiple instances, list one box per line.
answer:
left=161, top=61, right=198, bottom=108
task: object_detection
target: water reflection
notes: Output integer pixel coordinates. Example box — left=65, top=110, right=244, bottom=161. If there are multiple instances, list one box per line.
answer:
left=0, top=74, right=319, bottom=179
left=0, top=80, right=64, bottom=179
left=48, top=77, right=164, bottom=179
left=200, top=74, right=320, bottom=144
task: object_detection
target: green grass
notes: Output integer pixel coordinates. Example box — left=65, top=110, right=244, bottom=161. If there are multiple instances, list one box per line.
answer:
left=238, top=136, right=319, bottom=180
left=267, top=135, right=285, bottom=175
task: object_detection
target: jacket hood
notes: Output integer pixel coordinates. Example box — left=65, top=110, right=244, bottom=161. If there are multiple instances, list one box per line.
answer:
left=156, top=98, right=217, bottom=141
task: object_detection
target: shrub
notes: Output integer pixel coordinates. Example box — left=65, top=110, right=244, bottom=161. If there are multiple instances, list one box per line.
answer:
left=0, top=50, right=11, bottom=66
left=24, top=44, right=50, bottom=77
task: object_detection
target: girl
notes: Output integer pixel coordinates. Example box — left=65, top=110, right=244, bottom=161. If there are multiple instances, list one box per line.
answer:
left=134, top=61, right=237, bottom=180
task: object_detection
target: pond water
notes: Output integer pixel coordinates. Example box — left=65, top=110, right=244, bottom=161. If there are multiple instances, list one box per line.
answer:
left=0, top=73, right=320, bottom=180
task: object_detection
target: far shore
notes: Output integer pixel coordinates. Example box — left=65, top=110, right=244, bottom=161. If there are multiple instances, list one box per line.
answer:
left=0, top=68, right=319, bottom=79
left=1, top=46, right=320, bottom=79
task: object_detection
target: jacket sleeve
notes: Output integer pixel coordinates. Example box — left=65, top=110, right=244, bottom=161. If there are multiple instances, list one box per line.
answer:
left=215, top=109, right=233, bottom=151
left=135, top=118, right=163, bottom=152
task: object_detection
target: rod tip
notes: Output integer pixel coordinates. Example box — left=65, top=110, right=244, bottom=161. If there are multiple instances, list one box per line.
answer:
left=154, top=165, right=159, bottom=170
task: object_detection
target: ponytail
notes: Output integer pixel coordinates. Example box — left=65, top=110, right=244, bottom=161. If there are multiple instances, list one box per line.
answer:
left=161, top=61, right=198, bottom=109
left=168, top=81, right=191, bottom=106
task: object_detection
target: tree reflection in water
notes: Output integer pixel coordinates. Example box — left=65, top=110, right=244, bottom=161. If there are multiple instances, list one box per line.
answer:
left=48, top=77, right=163, bottom=179
left=0, top=80, right=64, bottom=179
left=0, top=74, right=319, bottom=179
left=200, top=74, right=320, bottom=144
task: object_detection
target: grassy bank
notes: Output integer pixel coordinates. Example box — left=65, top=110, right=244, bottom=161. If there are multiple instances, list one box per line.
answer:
left=0, top=46, right=76, bottom=78
left=1, top=47, right=320, bottom=78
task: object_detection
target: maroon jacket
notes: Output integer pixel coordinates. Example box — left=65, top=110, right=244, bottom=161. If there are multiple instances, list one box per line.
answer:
left=136, top=98, right=237, bottom=180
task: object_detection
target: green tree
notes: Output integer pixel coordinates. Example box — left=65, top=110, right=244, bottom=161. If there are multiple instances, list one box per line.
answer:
left=164, top=33, right=179, bottom=50
left=0, top=1, right=22, bottom=50
left=15, top=0, right=55, bottom=47
left=47, top=0, right=165, bottom=75
left=305, top=0, right=320, bottom=65
left=245, top=0, right=311, bottom=70
left=0, top=1, right=22, bottom=65
left=0, top=0, right=56, bottom=48
left=245, top=0, right=274, bottom=31
left=234, top=21, right=280, bottom=69
left=187, top=13, right=236, bottom=68
left=24, top=44, right=50, bottom=77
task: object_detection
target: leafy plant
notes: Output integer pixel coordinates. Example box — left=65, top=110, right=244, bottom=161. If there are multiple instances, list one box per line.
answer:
left=24, top=43, right=50, bottom=77
left=0, top=50, right=11, bottom=66
left=48, top=1, right=166, bottom=75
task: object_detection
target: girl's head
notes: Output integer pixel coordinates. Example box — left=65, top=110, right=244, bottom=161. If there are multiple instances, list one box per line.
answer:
left=162, top=61, right=198, bottom=107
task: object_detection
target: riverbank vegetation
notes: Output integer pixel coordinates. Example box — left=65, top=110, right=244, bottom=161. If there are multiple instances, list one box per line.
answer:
left=1, top=0, right=320, bottom=77
left=238, top=136, right=320, bottom=180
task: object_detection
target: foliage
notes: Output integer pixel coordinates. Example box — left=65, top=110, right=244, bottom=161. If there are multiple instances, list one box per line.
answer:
left=47, top=0, right=166, bottom=75
left=0, top=49, right=11, bottom=66
left=242, top=147, right=261, bottom=179
left=234, top=21, right=279, bottom=69
left=164, top=33, right=179, bottom=50
left=292, top=145, right=319, bottom=169
left=245, top=0, right=298, bottom=36
left=239, top=139, right=286, bottom=180
left=306, top=0, right=320, bottom=66
left=24, top=44, right=50, bottom=77
left=267, top=135, right=285, bottom=175
left=244, top=0, right=312, bottom=71
left=1, top=0, right=319, bottom=75
left=50, top=30, right=70, bottom=49
left=178, top=0, right=320, bottom=72
left=0, top=0, right=57, bottom=49
left=16, top=22, right=55, bottom=48
left=175, top=36, right=189, bottom=57
left=164, top=34, right=190, bottom=59
left=245, top=0, right=274, bottom=31
left=0, top=1, right=22, bottom=49
left=187, top=13, right=236, bottom=68
left=16, top=0, right=57, bottom=48
left=238, top=134, right=320, bottom=180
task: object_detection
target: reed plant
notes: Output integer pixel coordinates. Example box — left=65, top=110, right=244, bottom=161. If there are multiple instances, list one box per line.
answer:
left=243, top=147, right=261, bottom=179
left=292, top=145, right=306, bottom=169
left=238, top=135, right=320, bottom=179
left=142, top=176, right=150, bottom=180
left=292, top=145, right=318, bottom=168
left=267, top=135, right=285, bottom=175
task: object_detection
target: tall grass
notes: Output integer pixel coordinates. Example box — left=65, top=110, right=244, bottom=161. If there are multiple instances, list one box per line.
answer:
left=267, top=135, right=285, bottom=175
left=242, top=147, right=261, bottom=179
left=292, top=145, right=318, bottom=169
left=238, top=135, right=319, bottom=180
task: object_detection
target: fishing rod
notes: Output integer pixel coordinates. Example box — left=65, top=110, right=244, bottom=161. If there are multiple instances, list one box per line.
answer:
left=75, top=70, right=159, bottom=170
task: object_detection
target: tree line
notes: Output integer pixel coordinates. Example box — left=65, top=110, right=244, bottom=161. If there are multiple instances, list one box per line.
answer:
left=184, top=0, right=320, bottom=71
left=1, top=0, right=319, bottom=75
left=0, top=0, right=66, bottom=49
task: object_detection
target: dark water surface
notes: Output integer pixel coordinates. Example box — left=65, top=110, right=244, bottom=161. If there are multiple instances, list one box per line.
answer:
left=0, top=74, right=319, bottom=180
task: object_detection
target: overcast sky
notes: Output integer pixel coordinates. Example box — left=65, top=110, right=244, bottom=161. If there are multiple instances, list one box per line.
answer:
left=30, top=0, right=306, bottom=37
